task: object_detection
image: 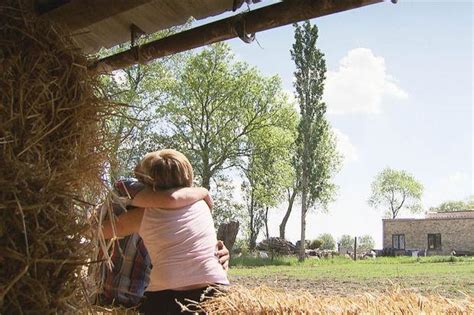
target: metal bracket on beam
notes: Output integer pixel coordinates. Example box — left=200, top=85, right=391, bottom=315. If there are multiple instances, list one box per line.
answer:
left=130, top=24, right=146, bottom=62
left=234, top=16, right=255, bottom=44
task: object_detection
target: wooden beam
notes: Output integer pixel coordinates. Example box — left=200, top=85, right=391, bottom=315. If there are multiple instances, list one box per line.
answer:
left=91, top=0, right=383, bottom=73
left=42, top=0, right=153, bottom=32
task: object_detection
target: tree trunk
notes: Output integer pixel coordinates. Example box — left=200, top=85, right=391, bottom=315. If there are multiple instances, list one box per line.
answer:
left=299, top=188, right=308, bottom=261
left=299, top=153, right=309, bottom=262
left=264, top=206, right=269, bottom=239
left=217, top=221, right=240, bottom=252
left=279, top=189, right=297, bottom=239
left=201, top=151, right=211, bottom=190
left=201, top=168, right=211, bottom=190
left=249, top=195, right=257, bottom=251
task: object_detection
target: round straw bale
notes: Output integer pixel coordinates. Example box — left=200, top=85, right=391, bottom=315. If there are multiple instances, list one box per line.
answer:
left=195, top=285, right=474, bottom=314
left=0, top=1, right=110, bottom=313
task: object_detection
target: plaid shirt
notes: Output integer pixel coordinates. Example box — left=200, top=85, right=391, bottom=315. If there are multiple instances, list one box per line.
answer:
left=97, top=179, right=151, bottom=307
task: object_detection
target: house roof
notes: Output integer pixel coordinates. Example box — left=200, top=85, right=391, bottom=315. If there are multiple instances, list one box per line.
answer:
left=425, top=211, right=474, bottom=219
left=383, top=211, right=474, bottom=221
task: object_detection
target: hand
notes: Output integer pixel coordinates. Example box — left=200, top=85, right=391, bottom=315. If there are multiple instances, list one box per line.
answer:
left=215, top=240, right=229, bottom=271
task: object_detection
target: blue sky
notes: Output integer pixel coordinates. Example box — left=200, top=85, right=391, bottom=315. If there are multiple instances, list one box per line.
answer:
left=198, top=1, right=473, bottom=247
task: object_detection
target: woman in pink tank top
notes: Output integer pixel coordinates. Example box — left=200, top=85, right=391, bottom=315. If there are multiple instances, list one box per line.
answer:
left=103, top=149, right=229, bottom=314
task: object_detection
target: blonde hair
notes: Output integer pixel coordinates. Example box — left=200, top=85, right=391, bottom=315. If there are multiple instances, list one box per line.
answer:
left=134, top=149, right=193, bottom=190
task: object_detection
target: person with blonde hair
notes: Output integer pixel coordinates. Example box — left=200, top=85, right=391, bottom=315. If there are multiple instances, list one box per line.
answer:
left=102, top=149, right=229, bottom=314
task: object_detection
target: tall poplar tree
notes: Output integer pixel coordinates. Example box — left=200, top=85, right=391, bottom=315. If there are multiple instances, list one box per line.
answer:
left=291, top=21, right=340, bottom=261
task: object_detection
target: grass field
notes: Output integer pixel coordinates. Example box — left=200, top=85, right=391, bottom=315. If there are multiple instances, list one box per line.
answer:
left=228, top=255, right=474, bottom=298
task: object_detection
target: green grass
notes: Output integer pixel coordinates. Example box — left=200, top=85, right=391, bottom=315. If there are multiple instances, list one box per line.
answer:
left=229, top=255, right=474, bottom=296
left=231, top=255, right=473, bottom=269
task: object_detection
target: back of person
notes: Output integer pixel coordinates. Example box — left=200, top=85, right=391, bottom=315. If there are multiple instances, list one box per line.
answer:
left=134, top=149, right=229, bottom=313
left=139, top=200, right=229, bottom=291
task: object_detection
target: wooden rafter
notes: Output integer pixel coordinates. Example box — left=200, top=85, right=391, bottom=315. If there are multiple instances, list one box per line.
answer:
left=90, top=0, right=384, bottom=73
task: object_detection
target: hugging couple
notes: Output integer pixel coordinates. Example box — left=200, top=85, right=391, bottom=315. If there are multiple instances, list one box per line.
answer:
left=100, top=149, right=230, bottom=314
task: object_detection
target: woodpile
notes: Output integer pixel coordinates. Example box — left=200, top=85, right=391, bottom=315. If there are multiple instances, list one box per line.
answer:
left=257, top=238, right=296, bottom=255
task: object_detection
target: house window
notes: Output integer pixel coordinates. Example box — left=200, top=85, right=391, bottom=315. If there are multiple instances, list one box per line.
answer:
left=428, top=233, right=442, bottom=250
left=392, top=234, right=405, bottom=250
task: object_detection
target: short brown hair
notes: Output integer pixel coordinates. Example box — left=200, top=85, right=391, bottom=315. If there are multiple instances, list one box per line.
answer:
left=134, top=149, right=193, bottom=190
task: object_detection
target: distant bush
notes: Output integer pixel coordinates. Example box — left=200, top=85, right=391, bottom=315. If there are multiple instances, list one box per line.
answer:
left=318, top=233, right=336, bottom=250
left=308, top=239, right=322, bottom=250
left=233, top=239, right=249, bottom=256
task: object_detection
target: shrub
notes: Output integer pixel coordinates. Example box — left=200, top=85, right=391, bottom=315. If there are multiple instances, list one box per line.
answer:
left=309, top=239, right=322, bottom=250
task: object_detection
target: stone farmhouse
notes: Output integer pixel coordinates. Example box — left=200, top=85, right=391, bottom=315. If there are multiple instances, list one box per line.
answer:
left=382, top=211, right=474, bottom=255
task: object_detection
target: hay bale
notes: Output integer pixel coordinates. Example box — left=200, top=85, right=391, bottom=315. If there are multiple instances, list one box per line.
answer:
left=0, top=1, right=110, bottom=312
left=194, top=285, right=474, bottom=314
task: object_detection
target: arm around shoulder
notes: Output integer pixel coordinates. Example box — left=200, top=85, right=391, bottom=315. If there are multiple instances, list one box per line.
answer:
left=130, top=186, right=209, bottom=209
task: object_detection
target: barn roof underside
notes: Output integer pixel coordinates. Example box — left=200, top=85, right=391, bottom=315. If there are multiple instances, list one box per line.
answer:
left=35, top=0, right=385, bottom=71
left=37, top=0, right=258, bottom=54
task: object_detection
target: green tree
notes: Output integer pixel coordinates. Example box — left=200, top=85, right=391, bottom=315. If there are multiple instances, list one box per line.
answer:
left=368, top=167, right=424, bottom=219
left=101, top=29, right=188, bottom=182
left=159, top=43, right=288, bottom=190
left=211, top=177, right=245, bottom=227
left=357, top=235, right=375, bottom=252
left=338, top=234, right=354, bottom=250
left=308, top=239, right=322, bottom=250
left=290, top=21, right=341, bottom=260
left=430, top=195, right=474, bottom=212
left=241, top=111, right=297, bottom=250
left=318, top=233, right=336, bottom=250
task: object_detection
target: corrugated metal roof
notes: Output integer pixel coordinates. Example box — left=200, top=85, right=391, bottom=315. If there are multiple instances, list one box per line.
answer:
left=44, top=0, right=244, bottom=54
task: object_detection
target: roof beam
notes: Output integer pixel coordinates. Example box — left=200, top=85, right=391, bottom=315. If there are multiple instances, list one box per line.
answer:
left=42, top=0, right=153, bottom=32
left=91, top=0, right=384, bottom=73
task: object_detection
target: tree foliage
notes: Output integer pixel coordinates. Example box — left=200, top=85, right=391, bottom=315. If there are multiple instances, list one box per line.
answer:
left=430, top=195, right=474, bottom=212
left=211, top=177, right=245, bottom=227
left=290, top=21, right=341, bottom=260
left=100, top=29, right=187, bottom=182
left=158, top=43, right=290, bottom=190
left=242, top=114, right=297, bottom=249
left=338, top=234, right=354, bottom=250
left=368, top=167, right=423, bottom=219
left=317, top=233, right=336, bottom=250
left=357, top=235, right=375, bottom=252
left=308, top=239, right=322, bottom=250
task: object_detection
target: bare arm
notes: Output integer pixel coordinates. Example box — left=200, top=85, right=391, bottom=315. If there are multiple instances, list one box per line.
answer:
left=204, top=194, right=214, bottom=211
left=101, top=207, right=144, bottom=239
left=130, top=186, right=210, bottom=209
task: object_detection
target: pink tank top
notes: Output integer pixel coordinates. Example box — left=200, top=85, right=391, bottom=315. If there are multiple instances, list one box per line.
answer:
left=139, top=200, right=229, bottom=291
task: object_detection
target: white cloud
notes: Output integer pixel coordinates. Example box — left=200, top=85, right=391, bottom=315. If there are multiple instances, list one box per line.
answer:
left=324, top=48, right=408, bottom=114
left=333, top=128, right=358, bottom=165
